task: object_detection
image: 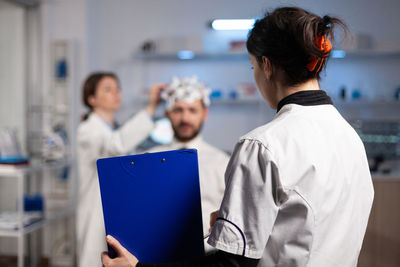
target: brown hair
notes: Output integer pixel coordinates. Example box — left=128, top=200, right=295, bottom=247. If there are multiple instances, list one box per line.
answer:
left=246, top=7, right=347, bottom=86
left=81, top=72, right=119, bottom=120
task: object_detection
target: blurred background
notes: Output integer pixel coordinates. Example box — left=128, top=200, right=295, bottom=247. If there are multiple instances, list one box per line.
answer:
left=0, top=0, right=399, bottom=266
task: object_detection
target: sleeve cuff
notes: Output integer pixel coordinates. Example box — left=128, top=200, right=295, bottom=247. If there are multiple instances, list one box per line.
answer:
left=207, top=220, right=264, bottom=259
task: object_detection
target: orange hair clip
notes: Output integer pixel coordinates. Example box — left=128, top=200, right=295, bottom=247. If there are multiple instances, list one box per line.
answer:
left=306, top=36, right=332, bottom=72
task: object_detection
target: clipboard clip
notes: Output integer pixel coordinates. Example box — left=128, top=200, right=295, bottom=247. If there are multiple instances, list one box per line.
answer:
left=178, top=149, right=197, bottom=154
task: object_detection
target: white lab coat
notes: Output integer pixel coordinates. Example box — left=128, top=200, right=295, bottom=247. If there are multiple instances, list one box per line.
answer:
left=76, top=110, right=154, bottom=267
left=147, top=135, right=229, bottom=252
left=208, top=104, right=374, bottom=267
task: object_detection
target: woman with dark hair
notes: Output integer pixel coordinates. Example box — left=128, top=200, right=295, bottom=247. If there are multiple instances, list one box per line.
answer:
left=76, top=72, right=164, bottom=267
left=102, top=7, right=374, bottom=267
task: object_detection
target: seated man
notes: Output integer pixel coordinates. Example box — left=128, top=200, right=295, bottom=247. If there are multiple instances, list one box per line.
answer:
left=146, top=76, right=230, bottom=252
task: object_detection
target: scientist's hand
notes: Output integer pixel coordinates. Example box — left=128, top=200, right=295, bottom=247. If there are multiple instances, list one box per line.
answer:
left=209, top=210, right=219, bottom=233
left=102, top=235, right=138, bottom=267
left=146, top=83, right=167, bottom=116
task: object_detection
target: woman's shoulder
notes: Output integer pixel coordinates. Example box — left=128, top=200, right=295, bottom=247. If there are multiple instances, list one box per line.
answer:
left=240, top=120, right=278, bottom=142
left=241, top=106, right=305, bottom=142
left=77, top=113, right=110, bottom=141
left=79, top=113, right=106, bottom=130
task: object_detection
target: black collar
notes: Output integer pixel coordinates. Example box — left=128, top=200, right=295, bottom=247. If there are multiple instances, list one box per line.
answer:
left=276, top=90, right=333, bottom=113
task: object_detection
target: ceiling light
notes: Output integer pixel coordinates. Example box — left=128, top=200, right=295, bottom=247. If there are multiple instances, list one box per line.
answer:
left=211, top=19, right=255, bottom=30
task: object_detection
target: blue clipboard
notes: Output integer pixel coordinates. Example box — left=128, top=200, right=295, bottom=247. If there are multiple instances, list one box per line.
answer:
left=97, top=149, right=205, bottom=263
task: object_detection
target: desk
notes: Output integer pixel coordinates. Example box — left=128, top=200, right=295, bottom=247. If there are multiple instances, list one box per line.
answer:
left=358, top=174, right=400, bottom=267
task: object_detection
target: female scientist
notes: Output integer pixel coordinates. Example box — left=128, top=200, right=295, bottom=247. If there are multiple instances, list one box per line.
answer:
left=102, top=7, right=374, bottom=267
left=76, top=72, right=164, bottom=267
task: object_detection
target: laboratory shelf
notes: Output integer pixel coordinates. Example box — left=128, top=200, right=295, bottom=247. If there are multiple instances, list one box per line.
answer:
left=334, top=50, right=400, bottom=59
left=0, top=159, right=72, bottom=177
left=132, top=96, right=265, bottom=106
left=0, top=220, right=44, bottom=237
left=0, top=218, right=45, bottom=237
left=27, top=105, right=71, bottom=115
left=210, top=98, right=264, bottom=105
left=134, top=52, right=249, bottom=61
left=0, top=208, right=74, bottom=238
left=0, top=158, right=74, bottom=267
left=134, top=50, right=400, bottom=62
left=334, top=99, right=400, bottom=107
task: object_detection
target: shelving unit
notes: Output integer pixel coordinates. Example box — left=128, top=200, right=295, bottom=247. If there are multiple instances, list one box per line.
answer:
left=334, top=99, right=400, bottom=108
left=0, top=38, right=78, bottom=267
left=132, top=48, right=400, bottom=153
left=132, top=51, right=257, bottom=104
left=132, top=49, right=400, bottom=110
left=333, top=50, right=400, bottom=59
left=134, top=52, right=249, bottom=61
left=0, top=159, right=74, bottom=267
left=133, top=50, right=400, bottom=62
left=211, top=98, right=263, bottom=105
left=133, top=50, right=400, bottom=109
left=27, top=40, right=77, bottom=161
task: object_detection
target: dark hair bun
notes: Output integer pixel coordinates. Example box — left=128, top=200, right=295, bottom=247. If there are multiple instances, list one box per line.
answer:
left=247, top=7, right=347, bottom=86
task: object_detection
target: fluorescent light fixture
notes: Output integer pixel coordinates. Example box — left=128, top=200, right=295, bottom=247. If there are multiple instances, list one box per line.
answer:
left=331, top=49, right=346, bottom=59
left=177, top=50, right=195, bottom=60
left=211, top=19, right=255, bottom=30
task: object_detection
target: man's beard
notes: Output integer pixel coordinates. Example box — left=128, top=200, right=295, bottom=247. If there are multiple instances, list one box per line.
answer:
left=173, top=122, right=203, bottom=143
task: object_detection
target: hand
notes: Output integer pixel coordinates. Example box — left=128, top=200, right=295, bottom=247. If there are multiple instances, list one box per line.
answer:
left=102, top=235, right=139, bottom=267
left=146, top=83, right=167, bottom=116
left=209, top=210, right=219, bottom=233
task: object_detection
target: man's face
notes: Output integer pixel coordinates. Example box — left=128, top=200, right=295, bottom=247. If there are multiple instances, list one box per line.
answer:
left=166, top=99, right=209, bottom=143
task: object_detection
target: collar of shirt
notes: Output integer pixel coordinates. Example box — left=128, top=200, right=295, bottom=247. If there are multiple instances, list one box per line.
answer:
left=169, top=135, right=204, bottom=150
left=276, top=90, right=333, bottom=113
left=90, top=112, right=117, bottom=131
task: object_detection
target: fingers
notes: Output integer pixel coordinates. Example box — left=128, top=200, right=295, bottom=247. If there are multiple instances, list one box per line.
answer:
left=210, top=210, right=219, bottom=226
left=106, top=235, right=128, bottom=256
left=150, top=83, right=168, bottom=92
left=149, top=83, right=167, bottom=101
left=146, top=83, right=167, bottom=116
left=152, top=83, right=168, bottom=90
left=209, top=210, right=219, bottom=233
left=102, top=237, right=139, bottom=267
left=102, top=251, right=111, bottom=266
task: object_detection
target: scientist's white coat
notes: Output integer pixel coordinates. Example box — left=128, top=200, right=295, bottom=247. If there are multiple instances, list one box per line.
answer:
left=76, top=110, right=154, bottom=267
left=208, top=104, right=374, bottom=266
left=147, top=135, right=229, bottom=252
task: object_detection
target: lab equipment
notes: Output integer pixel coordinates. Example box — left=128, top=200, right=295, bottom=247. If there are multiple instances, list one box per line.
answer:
left=0, top=128, right=28, bottom=164
left=350, top=120, right=400, bottom=172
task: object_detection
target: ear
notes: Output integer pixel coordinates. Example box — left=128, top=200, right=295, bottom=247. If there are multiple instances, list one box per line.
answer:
left=203, top=107, right=209, bottom=121
left=262, top=56, right=273, bottom=80
left=88, top=95, right=96, bottom=107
